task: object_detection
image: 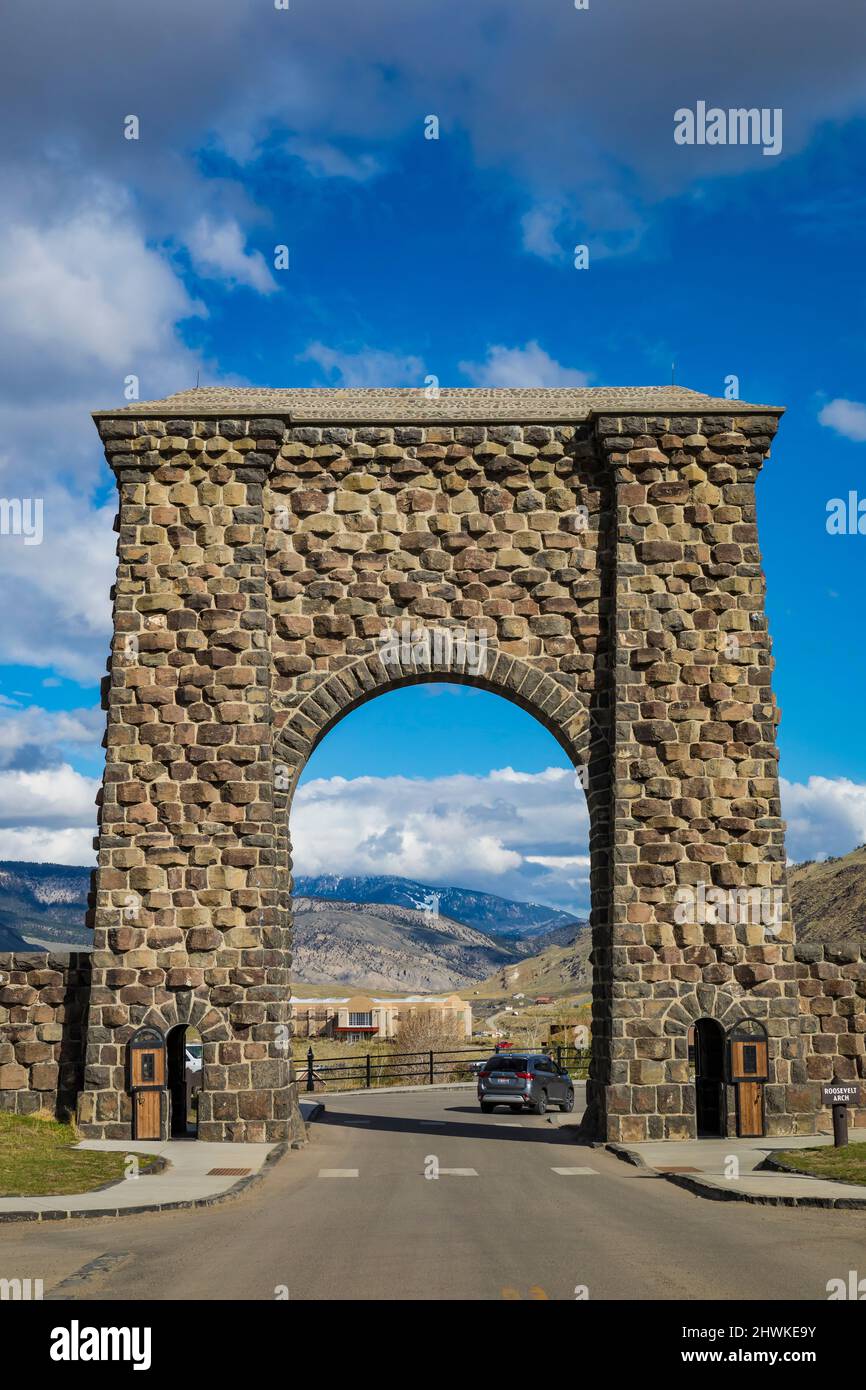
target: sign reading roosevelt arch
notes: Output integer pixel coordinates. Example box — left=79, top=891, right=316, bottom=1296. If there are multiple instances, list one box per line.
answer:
left=77, top=385, right=816, bottom=1143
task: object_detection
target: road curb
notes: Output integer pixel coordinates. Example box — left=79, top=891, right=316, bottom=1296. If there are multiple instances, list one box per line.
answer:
left=0, top=1140, right=291, bottom=1225
left=660, top=1169, right=866, bottom=1208
left=605, top=1142, right=651, bottom=1169
left=608, top=1142, right=866, bottom=1208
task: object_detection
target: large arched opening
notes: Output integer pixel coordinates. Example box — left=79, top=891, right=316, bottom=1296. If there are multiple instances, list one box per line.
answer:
left=277, top=660, right=609, bottom=1129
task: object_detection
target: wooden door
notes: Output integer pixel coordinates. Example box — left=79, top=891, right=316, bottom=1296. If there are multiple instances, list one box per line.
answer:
left=134, top=1088, right=162, bottom=1141
left=131, top=1045, right=165, bottom=1089
left=731, top=1039, right=768, bottom=1080
left=736, top=1081, right=763, bottom=1137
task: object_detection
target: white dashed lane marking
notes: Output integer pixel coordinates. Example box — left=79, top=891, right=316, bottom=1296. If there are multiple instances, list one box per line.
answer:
left=318, top=1164, right=594, bottom=1179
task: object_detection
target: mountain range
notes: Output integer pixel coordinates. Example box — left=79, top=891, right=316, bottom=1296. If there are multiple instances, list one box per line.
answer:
left=0, top=861, right=92, bottom=952
left=293, top=874, right=580, bottom=940
left=2, top=848, right=866, bottom=992
left=0, top=861, right=586, bottom=989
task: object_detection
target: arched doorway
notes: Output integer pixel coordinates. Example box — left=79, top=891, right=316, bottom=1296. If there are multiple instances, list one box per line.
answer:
left=694, top=1018, right=726, bottom=1137
left=287, top=681, right=594, bottom=1111
left=275, top=657, right=607, bottom=1132
left=167, top=1024, right=202, bottom=1138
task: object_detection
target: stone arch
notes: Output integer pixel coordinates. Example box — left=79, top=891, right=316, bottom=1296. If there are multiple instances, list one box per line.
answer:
left=661, top=987, right=773, bottom=1036
left=273, top=648, right=595, bottom=791
left=75, top=387, right=816, bottom=1145
left=271, top=647, right=615, bottom=1141
left=135, top=995, right=229, bottom=1043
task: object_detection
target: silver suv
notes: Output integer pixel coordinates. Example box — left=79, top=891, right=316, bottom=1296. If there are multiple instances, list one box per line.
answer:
left=477, top=1053, right=575, bottom=1115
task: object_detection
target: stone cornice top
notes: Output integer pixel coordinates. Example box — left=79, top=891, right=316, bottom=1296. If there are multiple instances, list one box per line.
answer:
left=93, top=385, right=783, bottom=425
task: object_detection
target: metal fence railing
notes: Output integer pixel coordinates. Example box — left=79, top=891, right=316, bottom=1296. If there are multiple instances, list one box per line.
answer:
left=299, top=1043, right=591, bottom=1093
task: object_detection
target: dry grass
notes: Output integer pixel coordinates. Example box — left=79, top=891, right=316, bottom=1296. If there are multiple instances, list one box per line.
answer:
left=291, top=1032, right=484, bottom=1090
left=772, top=1142, right=866, bottom=1186
left=0, top=1110, right=156, bottom=1198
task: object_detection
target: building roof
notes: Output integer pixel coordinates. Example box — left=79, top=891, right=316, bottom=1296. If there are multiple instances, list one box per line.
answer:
left=93, top=385, right=782, bottom=424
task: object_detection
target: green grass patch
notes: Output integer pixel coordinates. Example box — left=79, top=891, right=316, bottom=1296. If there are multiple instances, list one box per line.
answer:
left=0, top=1111, right=156, bottom=1198
left=772, top=1142, right=866, bottom=1186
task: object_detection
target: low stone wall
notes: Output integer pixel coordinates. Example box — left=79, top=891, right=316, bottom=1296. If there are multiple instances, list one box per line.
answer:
left=796, top=942, right=866, bottom=1131
left=0, top=952, right=90, bottom=1118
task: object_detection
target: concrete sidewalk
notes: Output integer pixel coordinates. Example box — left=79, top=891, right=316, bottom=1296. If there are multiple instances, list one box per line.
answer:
left=610, top=1127, right=866, bottom=1207
left=0, top=1100, right=320, bottom=1223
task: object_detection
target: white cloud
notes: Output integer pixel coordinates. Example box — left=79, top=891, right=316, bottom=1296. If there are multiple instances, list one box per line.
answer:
left=525, top=855, right=591, bottom=870
left=0, top=705, right=103, bottom=770
left=0, top=764, right=97, bottom=832
left=0, top=189, right=222, bottom=680
left=781, top=776, right=866, bottom=862
left=0, top=199, right=204, bottom=397
left=818, top=398, right=866, bottom=443
left=0, top=752, right=98, bottom=863
left=520, top=203, right=565, bottom=262
left=299, top=342, right=426, bottom=388
left=186, top=216, right=277, bottom=295
left=288, top=767, right=866, bottom=916
left=285, top=138, right=382, bottom=182
left=0, top=492, right=117, bottom=680
left=459, top=341, right=591, bottom=388
left=291, top=766, right=591, bottom=915
left=0, top=827, right=96, bottom=866
left=0, top=0, right=863, bottom=281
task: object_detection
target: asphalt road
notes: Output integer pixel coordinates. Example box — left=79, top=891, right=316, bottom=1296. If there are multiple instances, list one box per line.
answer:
left=3, top=1087, right=866, bottom=1301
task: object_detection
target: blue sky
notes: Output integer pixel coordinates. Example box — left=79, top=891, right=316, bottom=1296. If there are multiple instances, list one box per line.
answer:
left=0, top=1, right=865, bottom=914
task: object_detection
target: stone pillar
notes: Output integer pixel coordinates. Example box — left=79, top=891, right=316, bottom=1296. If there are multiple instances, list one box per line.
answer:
left=77, top=416, right=295, bottom=1141
left=590, top=408, right=815, bottom=1141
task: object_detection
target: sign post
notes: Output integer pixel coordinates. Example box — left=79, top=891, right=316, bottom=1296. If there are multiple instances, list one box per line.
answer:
left=821, top=1083, right=860, bottom=1148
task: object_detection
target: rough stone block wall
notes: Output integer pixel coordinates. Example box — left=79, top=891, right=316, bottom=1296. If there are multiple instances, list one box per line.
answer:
left=72, top=392, right=820, bottom=1142
left=596, top=412, right=812, bottom=1139
left=77, top=420, right=294, bottom=1141
left=796, top=942, right=866, bottom=1130
left=0, top=952, right=90, bottom=1118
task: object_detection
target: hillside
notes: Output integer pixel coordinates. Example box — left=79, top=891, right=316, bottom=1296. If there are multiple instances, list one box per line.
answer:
left=292, top=896, right=525, bottom=991
left=294, top=874, right=581, bottom=940
left=0, top=860, right=587, bottom=992
left=788, top=845, right=866, bottom=943
left=0, top=862, right=91, bottom=950
left=473, top=925, right=592, bottom=1003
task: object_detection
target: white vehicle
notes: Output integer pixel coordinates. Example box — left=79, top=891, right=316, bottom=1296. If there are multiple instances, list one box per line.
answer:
left=185, top=1044, right=203, bottom=1074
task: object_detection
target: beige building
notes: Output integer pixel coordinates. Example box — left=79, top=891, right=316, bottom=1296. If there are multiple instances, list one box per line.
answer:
left=290, top=992, right=472, bottom=1043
